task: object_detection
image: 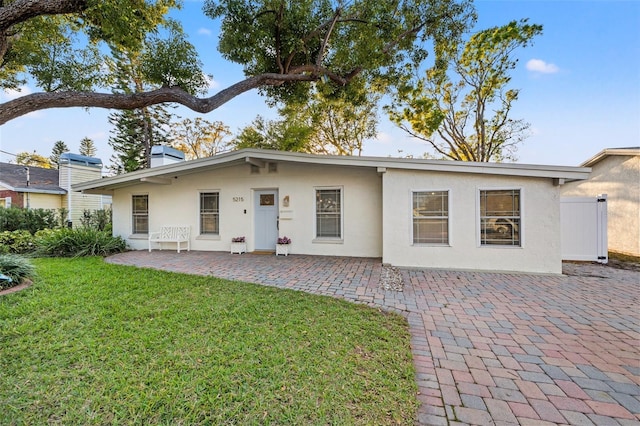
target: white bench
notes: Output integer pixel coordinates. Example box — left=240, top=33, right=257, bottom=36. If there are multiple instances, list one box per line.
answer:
left=148, top=226, right=190, bottom=253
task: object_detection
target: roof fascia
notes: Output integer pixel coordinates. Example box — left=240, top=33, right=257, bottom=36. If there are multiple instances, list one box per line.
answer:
left=238, top=149, right=592, bottom=181
left=12, top=187, right=67, bottom=195
left=581, top=148, right=640, bottom=167
left=73, top=148, right=591, bottom=192
left=73, top=150, right=250, bottom=192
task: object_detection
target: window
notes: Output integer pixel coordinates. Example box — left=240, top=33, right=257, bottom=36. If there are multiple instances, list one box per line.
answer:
left=316, top=188, right=341, bottom=238
left=479, top=189, right=521, bottom=246
left=132, top=194, right=148, bottom=234
left=413, top=191, right=449, bottom=244
left=200, top=192, right=219, bottom=235
left=260, top=194, right=275, bottom=206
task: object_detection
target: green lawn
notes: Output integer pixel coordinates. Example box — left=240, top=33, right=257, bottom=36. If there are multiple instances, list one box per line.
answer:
left=0, top=257, right=417, bottom=425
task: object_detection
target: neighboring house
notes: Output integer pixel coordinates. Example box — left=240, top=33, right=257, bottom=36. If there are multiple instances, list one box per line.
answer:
left=0, top=162, right=65, bottom=210
left=561, top=147, right=640, bottom=257
left=0, top=153, right=111, bottom=225
left=74, top=148, right=590, bottom=274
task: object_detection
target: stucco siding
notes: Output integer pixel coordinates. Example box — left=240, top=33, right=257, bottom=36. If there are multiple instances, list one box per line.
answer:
left=112, top=162, right=383, bottom=257
left=561, top=155, right=640, bottom=256
left=382, top=169, right=562, bottom=274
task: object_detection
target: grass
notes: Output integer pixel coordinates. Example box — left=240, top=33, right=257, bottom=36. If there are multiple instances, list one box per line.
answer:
left=609, top=251, right=640, bottom=264
left=0, top=257, right=417, bottom=425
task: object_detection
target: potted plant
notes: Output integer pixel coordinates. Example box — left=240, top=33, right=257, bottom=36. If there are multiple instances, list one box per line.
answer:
left=276, top=236, right=291, bottom=256
left=277, top=236, right=291, bottom=245
left=230, top=236, right=246, bottom=254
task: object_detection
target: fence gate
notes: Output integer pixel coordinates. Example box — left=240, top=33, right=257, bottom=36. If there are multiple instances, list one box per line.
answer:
left=560, top=195, right=608, bottom=263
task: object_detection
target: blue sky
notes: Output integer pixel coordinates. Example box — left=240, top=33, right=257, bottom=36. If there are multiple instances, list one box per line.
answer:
left=0, top=0, right=638, bottom=168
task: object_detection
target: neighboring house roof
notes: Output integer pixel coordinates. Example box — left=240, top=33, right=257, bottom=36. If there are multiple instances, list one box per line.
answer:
left=74, top=149, right=591, bottom=195
left=0, top=162, right=66, bottom=194
left=580, top=147, right=640, bottom=167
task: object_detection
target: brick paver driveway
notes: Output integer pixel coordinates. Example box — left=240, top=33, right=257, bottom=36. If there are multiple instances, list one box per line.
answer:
left=107, top=251, right=640, bottom=425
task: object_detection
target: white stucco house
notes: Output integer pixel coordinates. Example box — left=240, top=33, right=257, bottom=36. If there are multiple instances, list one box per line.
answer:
left=561, top=147, right=640, bottom=257
left=74, top=148, right=590, bottom=274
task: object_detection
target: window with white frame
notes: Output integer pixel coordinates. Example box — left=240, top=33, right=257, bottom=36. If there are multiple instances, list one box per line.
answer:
left=479, top=189, right=521, bottom=246
left=316, top=188, right=342, bottom=239
left=200, top=192, right=219, bottom=235
left=413, top=191, right=449, bottom=244
left=132, top=194, right=148, bottom=234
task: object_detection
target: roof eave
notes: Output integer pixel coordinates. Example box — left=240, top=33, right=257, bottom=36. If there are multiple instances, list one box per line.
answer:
left=13, top=187, right=67, bottom=195
left=73, top=148, right=592, bottom=192
left=581, top=148, right=640, bottom=167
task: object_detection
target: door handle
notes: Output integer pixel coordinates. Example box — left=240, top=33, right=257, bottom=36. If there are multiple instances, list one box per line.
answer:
left=277, top=216, right=279, bottom=230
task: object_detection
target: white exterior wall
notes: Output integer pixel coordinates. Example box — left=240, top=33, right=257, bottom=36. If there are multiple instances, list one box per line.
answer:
left=561, top=155, right=640, bottom=256
left=112, top=162, right=383, bottom=257
left=382, top=169, right=562, bottom=274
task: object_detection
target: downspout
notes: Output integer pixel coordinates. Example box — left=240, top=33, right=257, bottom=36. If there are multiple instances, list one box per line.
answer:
left=67, top=162, right=72, bottom=227
left=24, top=167, right=30, bottom=209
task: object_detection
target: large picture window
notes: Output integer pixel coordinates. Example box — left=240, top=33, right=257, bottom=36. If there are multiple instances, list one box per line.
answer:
left=413, top=191, right=449, bottom=244
left=132, top=194, right=148, bottom=234
left=479, top=189, right=521, bottom=246
left=316, top=188, right=342, bottom=238
left=200, top=192, right=219, bottom=235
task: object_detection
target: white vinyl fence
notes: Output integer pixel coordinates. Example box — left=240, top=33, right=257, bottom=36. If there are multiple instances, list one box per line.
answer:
left=560, top=195, right=608, bottom=263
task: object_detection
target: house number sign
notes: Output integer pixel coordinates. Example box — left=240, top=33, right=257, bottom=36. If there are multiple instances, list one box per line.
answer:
left=232, top=197, right=244, bottom=202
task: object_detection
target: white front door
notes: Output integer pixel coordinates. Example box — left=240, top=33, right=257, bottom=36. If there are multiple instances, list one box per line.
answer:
left=254, top=190, right=279, bottom=250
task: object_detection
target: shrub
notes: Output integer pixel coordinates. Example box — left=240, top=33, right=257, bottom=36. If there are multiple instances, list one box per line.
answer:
left=36, top=228, right=127, bottom=257
left=22, top=209, right=58, bottom=233
left=56, top=208, right=69, bottom=228
left=0, top=254, right=35, bottom=288
left=0, top=207, right=61, bottom=233
left=79, top=209, right=112, bottom=232
left=0, top=230, right=38, bottom=254
left=0, top=207, right=24, bottom=232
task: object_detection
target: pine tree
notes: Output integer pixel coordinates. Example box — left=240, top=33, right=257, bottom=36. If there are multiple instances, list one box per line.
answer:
left=50, top=140, right=69, bottom=168
left=107, top=47, right=173, bottom=173
left=78, top=137, right=97, bottom=157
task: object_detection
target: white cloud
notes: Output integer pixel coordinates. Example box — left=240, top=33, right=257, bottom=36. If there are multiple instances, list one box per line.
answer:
left=375, top=131, right=393, bottom=144
left=205, top=74, right=220, bottom=91
left=526, top=59, right=559, bottom=74
left=198, top=27, right=212, bottom=36
left=3, top=85, right=32, bottom=101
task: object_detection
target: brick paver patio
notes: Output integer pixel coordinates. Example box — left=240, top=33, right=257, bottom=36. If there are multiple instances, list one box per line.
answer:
left=107, top=251, right=640, bottom=425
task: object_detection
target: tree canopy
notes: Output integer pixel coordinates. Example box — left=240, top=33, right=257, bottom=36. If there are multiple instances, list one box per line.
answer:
left=170, top=118, right=231, bottom=159
left=0, top=0, right=475, bottom=125
left=388, top=19, right=542, bottom=162
left=236, top=87, right=379, bottom=156
left=15, top=151, right=52, bottom=168
left=233, top=115, right=313, bottom=153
